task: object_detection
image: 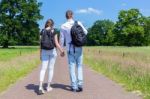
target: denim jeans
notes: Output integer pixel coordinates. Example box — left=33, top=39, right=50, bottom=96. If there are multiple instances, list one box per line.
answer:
left=67, top=47, right=83, bottom=90
left=40, top=48, right=57, bottom=83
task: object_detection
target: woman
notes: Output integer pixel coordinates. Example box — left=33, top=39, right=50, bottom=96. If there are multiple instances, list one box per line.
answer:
left=39, top=19, right=64, bottom=95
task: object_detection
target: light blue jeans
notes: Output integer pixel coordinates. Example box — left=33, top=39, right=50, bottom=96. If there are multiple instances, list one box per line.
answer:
left=67, top=47, right=83, bottom=90
left=40, top=48, right=57, bottom=83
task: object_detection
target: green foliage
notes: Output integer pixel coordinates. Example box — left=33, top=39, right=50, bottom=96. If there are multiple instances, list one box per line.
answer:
left=87, top=9, right=150, bottom=46
left=87, top=20, right=114, bottom=46
left=143, top=17, right=150, bottom=45
left=0, top=0, right=43, bottom=48
left=114, top=9, right=145, bottom=46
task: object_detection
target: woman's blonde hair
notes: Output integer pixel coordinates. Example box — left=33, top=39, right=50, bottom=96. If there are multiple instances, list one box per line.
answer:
left=45, top=19, right=54, bottom=28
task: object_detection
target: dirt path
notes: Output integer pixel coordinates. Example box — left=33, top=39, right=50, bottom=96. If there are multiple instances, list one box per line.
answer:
left=0, top=55, right=142, bottom=99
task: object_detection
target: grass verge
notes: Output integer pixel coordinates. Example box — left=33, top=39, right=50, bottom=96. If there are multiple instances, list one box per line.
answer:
left=0, top=47, right=40, bottom=93
left=84, top=46, right=150, bottom=99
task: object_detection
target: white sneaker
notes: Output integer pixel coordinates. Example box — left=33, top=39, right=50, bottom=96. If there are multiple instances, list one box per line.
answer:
left=47, top=86, right=53, bottom=92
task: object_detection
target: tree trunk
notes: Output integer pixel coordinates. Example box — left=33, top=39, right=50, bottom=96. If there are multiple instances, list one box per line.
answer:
left=2, top=41, right=9, bottom=48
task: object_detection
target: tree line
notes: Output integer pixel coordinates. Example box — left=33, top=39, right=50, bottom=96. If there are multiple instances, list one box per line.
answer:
left=87, top=9, right=150, bottom=46
left=0, top=0, right=150, bottom=48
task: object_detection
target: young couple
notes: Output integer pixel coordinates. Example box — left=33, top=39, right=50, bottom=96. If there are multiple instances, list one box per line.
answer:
left=39, top=10, right=88, bottom=95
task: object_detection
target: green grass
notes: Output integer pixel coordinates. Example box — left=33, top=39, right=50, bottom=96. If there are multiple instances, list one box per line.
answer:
left=0, top=46, right=40, bottom=93
left=0, top=46, right=39, bottom=61
left=84, top=46, right=150, bottom=99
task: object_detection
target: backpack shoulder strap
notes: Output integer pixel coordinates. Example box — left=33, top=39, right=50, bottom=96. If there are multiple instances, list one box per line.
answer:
left=44, top=28, right=53, bottom=35
left=40, top=29, right=45, bottom=35
left=74, top=21, right=78, bottom=24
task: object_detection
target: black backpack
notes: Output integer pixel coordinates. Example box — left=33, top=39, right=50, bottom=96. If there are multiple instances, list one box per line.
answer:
left=40, top=29, right=55, bottom=50
left=70, top=21, right=87, bottom=47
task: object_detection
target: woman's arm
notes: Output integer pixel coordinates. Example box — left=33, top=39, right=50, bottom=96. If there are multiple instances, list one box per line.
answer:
left=40, top=35, right=42, bottom=60
left=54, top=34, right=64, bottom=53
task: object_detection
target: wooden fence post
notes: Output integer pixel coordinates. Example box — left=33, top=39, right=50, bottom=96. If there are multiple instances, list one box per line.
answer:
left=122, top=52, right=125, bottom=57
left=99, top=50, right=101, bottom=54
left=20, top=51, right=22, bottom=56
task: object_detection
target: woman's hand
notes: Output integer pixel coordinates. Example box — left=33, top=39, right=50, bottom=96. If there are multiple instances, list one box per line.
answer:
left=60, top=51, right=65, bottom=57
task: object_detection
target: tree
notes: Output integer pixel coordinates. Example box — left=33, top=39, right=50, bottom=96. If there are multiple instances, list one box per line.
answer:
left=0, top=0, right=43, bottom=48
left=114, top=9, right=145, bottom=46
left=143, top=17, right=150, bottom=45
left=87, top=20, right=114, bottom=46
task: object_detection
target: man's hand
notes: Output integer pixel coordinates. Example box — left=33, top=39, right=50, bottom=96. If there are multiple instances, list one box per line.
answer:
left=60, top=51, right=65, bottom=57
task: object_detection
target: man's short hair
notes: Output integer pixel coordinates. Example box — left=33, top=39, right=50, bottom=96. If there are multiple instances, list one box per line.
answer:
left=66, top=10, right=73, bottom=19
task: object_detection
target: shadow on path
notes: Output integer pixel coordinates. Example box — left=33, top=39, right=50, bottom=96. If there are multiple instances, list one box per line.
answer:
left=51, top=83, right=71, bottom=91
left=25, top=83, right=71, bottom=95
left=25, top=84, right=39, bottom=95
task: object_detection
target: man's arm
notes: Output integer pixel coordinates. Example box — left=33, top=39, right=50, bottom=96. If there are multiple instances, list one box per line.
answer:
left=59, top=27, right=65, bottom=48
left=78, top=21, right=88, bottom=35
left=59, top=27, right=66, bottom=57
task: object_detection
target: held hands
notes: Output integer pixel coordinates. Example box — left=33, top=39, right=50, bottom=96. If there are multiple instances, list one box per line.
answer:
left=60, top=51, right=65, bottom=57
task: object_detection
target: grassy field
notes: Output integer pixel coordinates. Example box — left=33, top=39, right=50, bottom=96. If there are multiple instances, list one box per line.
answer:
left=84, top=46, right=150, bottom=99
left=0, top=46, right=40, bottom=93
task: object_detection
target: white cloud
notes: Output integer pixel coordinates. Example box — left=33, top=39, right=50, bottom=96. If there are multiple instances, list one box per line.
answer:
left=76, top=7, right=103, bottom=16
left=140, top=9, right=150, bottom=12
left=121, top=3, right=127, bottom=6
left=140, top=9, right=150, bottom=16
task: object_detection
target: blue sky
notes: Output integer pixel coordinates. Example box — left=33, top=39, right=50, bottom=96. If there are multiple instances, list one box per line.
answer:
left=38, top=0, right=150, bottom=29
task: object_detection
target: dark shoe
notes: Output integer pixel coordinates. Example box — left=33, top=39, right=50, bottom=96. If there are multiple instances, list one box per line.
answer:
left=78, top=87, right=83, bottom=92
left=71, top=88, right=81, bottom=92
left=38, top=89, right=45, bottom=95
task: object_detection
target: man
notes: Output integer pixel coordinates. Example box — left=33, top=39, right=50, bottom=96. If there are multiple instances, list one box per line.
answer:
left=60, top=10, right=88, bottom=92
